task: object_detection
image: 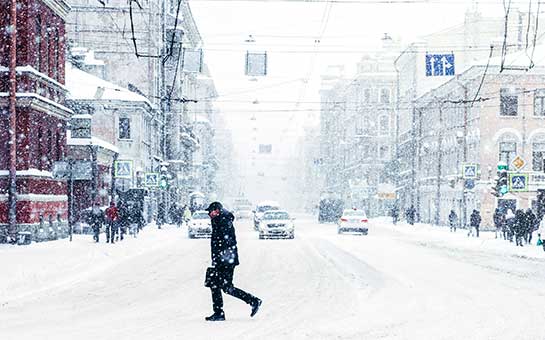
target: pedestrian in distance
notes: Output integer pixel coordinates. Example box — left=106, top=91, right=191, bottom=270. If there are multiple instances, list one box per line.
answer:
left=117, top=201, right=129, bottom=241
left=493, top=208, right=504, bottom=239
left=204, top=201, right=262, bottom=322
left=469, top=209, right=481, bottom=237
left=88, top=203, right=104, bottom=243
left=183, top=205, right=192, bottom=227
left=157, top=202, right=166, bottom=229
left=448, top=210, right=457, bottom=232
left=406, top=205, right=416, bottom=226
left=505, top=209, right=515, bottom=242
left=390, top=205, right=399, bottom=225
left=525, top=209, right=537, bottom=245
left=105, top=201, right=119, bottom=244
left=514, top=209, right=526, bottom=246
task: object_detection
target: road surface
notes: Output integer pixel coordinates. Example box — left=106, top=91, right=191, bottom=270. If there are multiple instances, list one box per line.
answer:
left=1, top=216, right=545, bottom=339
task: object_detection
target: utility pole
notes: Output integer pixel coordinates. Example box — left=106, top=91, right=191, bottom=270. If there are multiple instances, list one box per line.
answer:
left=8, top=0, right=18, bottom=243
left=462, top=85, right=468, bottom=229
left=435, top=102, right=444, bottom=226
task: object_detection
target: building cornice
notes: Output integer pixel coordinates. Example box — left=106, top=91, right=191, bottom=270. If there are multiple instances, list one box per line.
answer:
left=42, top=0, right=71, bottom=20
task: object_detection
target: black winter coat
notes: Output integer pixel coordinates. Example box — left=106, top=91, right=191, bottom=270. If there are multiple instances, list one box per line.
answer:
left=211, top=209, right=239, bottom=267
left=470, top=211, right=481, bottom=227
left=88, top=209, right=104, bottom=229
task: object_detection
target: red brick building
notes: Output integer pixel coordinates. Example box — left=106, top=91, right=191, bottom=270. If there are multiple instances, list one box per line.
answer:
left=0, top=0, right=71, bottom=242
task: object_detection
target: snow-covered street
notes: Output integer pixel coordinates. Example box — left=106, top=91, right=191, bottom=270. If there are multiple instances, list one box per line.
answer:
left=2, top=216, right=545, bottom=340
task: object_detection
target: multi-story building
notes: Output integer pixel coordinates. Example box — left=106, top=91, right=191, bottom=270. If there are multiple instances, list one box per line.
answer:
left=65, top=62, right=156, bottom=219
left=414, top=45, right=545, bottom=227
left=319, top=43, right=398, bottom=216
left=395, top=8, right=536, bottom=218
left=0, top=0, right=71, bottom=242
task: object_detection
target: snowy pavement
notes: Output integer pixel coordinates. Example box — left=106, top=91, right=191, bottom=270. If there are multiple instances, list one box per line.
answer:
left=1, top=217, right=545, bottom=340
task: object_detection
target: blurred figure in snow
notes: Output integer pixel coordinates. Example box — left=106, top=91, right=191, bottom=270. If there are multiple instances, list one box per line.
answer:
left=105, top=201, right=119, bottom=244
left=469, top=209, right=481, bottom=237
left=88, top=203, right=104, bottom=243
left=448, top=210, right=457, bottom=232
left=390, top=205, right=399, bottom=225
left=514, top=209, right=526, bottom=246
left=505, top=209, right=516, bottom=242
left=493, top=207, right=504, bottom=239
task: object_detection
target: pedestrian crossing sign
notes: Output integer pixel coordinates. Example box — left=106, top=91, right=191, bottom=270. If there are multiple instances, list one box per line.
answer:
left=114, top=160, right=133, bottom=179
left=508, top=173, right=528, bottom=192
left=462, top=163, right=478, bottom=179
left=144, top=173, right=159, bottom=187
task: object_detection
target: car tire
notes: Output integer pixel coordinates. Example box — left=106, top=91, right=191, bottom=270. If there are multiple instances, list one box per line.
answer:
left=289, top=232, right=295, bottom=239
left=259, top=233, right=265, bottom=240
left=188, top=233, right=195, bottom=239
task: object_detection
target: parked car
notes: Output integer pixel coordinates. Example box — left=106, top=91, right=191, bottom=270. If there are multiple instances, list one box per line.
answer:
left=253, top=200, right=281, bottom=230
left=188, top=210, right=212, bottom=238
left=337, top=209, right=368, bottom=235
left=258, top=210, right=295, bottom=239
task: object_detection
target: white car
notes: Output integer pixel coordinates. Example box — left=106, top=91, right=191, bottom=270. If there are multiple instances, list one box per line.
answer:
left=188, top=210, right=212, bottom=238
left=258, top=210, right=295, bottom=239
left=337, top=209, right=369, bottom=235
left=253, top=200, right=281, bottom=230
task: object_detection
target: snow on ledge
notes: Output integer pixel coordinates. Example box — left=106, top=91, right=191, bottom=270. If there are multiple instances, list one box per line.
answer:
left=67, top=132, right=119, bottom=153
left=0, top=65, right=66, bottom=90
left=0, top=169, right=53, bottom=177
left=0, top=92, right=74, bottom=115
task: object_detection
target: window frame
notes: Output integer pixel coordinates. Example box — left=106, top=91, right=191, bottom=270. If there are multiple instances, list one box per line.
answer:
left=500, top=88, right=519, bottom=117
left=118, top=117, right=131, bottom=140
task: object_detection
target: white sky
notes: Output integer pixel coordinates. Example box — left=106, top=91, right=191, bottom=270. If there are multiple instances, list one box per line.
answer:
left=189, top=0, right=514, bottom=202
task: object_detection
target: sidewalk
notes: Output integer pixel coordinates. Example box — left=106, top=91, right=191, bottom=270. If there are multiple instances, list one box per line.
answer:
left=373, top=217, right=545, bottom=260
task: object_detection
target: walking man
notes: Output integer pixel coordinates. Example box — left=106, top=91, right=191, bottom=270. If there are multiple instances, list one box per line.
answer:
left=469, top=209, right=481, bottom=237
left=448, top=210, right=457, bottom=232
left=493, top=208, right=504, bottom=239
left=105, top=201, right=119, bottom=244
left=205, top=201, right=262, bottom=321
left=89, top=203, right=104, bottom=243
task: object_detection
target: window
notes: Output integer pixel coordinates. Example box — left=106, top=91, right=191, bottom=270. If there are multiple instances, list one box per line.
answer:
left=500, top=88, right=518, bottom=116
left=535, top=89, right=545, bottom=116
left=119, top=117, right=131, bottom=139
left=53, top=28, right=60, bottom=79
left=379, top=115, right=389, bottom=135
left=362, top=88, right=371, bottom=104
left=259, top=144, right=272, bottom=154
left=499, top=142, right=516, bottom=168
left=56, top=132, right=62, bottom=161
left=532, top=142, right=545, bottom=171
left=379, top=145, right=389, bottom=159
left=71, top=118, right=91, bottom=138
left=44, top=26, right=50, bottom=76
left=37, top=128, right=43, bottom=170
left=35, top=17, right=42, bottom=71
left=380, top=88, right=390, bottom=104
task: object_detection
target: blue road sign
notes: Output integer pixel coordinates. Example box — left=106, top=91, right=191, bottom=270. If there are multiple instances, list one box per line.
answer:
left=509, top=173, right=529, bottom=192
left=425, top=53, right=455, bottom=77
left=464, top=179, right=475, bottom=190
left=462, top=164, right=478, bottom=179
left=144, top=173, right=159, bottom=187
left=114, top=160, right=133, bottom=179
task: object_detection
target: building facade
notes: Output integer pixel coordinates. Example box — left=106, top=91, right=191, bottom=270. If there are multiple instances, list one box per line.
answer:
left=0, top=0, right=72, bottom=242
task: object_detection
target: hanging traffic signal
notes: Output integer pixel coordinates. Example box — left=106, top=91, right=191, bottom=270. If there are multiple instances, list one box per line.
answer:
left=159, top=175, right=168, bottom=190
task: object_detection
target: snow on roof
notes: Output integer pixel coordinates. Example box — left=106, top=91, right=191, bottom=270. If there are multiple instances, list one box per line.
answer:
left=65, top=64, right=151, bottom=106
left=473, top=44, right=545, bottom=70
left=67, top=131, right=119, bottom=153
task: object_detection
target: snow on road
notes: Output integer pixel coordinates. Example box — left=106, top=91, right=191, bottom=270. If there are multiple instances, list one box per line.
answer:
left=1, top=217, right=545, bottom=340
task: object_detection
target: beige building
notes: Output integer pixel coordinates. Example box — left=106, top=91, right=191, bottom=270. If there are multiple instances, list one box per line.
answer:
left=414, top=45, right=545, bottom=227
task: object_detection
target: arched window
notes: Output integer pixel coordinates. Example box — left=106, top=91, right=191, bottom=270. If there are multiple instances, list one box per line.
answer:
left=35, top=17, right=42, bottom=71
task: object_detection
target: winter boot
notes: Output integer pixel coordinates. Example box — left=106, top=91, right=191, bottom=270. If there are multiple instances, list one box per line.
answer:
left=205, top=312, right=225, bottom=321
left=250, top=298, right=262, bottom=317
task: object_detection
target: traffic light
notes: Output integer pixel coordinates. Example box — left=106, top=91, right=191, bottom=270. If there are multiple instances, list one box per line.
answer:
left=159, top=174, right=168, bottom=190
left=491, top=169, right=509, bottom=197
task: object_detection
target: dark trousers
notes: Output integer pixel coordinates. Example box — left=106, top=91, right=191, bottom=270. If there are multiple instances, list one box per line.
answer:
left=211, top=266, right=256, bottom=314
left=106, top=222, right=116, bottom=243
left=92, top=227, right=100, bottom=242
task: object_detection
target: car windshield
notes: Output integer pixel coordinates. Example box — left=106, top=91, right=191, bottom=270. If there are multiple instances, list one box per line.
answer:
left=262, top=212, right=290, bottom=220
left=192, top=212, right=209, bottom=219
left=343, top=210, right=365, bottom=217
left=257, top=206, right=279, bottom=213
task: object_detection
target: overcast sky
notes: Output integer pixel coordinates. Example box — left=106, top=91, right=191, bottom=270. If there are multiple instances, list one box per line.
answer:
left=189, top=0, right=519, bottom=201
